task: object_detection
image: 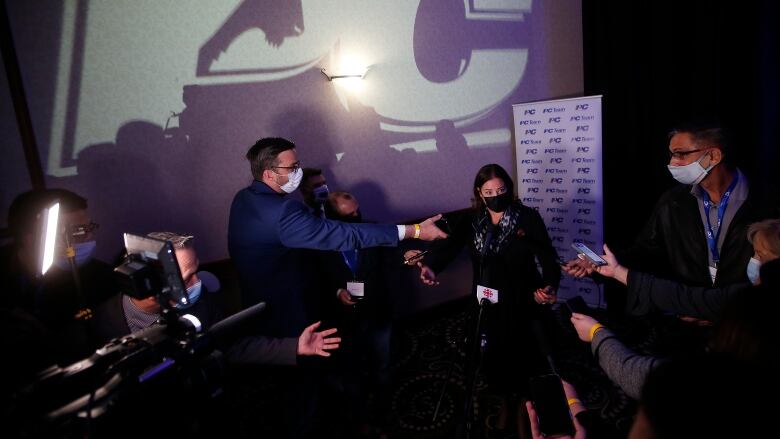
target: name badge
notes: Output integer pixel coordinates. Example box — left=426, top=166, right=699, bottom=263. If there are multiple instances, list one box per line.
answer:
left=476, top=285, right=499, bottom=304
left=347, top=281, right=365, bottom=298
left=708, top=266, right=717, bottom=284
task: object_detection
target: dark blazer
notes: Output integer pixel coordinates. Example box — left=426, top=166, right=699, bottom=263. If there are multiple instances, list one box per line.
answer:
left=619, top=182, right=779, bottom=287
left=317, top=246, right=394, bottom=329
left=227, top=180, right=399, bottom=337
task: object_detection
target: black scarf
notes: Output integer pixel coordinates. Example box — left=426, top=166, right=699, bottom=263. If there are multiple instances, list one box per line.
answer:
left=473, top=203, right=522, bottom=255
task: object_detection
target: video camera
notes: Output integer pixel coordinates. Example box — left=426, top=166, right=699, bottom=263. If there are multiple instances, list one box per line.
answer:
left=9, top=233, right=265, bottom=438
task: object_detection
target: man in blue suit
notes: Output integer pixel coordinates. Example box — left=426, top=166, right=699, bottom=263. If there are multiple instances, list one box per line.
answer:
left=228, top=137, right=447, bottom=338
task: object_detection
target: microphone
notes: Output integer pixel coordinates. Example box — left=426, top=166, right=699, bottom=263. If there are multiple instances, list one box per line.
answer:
left=532, top=319, right=557, bottom=375
left=479, top=223, right=495, bottom=285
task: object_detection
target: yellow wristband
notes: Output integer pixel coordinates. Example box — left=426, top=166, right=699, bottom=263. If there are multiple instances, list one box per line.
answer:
left=588, top=323, right=604, bottom=341
left=414, top=224, right=421, bottom=239
left=567, top=398, right=582, bottom=407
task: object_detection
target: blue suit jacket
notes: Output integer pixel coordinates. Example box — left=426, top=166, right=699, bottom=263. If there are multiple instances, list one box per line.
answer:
left=228, top=180, right=398, bottom=337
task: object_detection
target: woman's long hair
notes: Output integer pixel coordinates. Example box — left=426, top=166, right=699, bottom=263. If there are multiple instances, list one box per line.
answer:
left=471, top=164, right=515, bottom=211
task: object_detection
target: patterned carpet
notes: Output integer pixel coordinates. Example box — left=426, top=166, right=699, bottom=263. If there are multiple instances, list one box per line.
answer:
left=218, top=297, right=639, bottom=438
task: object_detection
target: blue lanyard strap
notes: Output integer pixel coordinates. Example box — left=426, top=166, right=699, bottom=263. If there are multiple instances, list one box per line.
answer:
left=341, top=249, right=359, bottom=276
left=701, top=174, right=739, bottom=265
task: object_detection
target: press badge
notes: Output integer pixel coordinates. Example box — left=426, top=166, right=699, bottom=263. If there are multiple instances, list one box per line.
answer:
left=476, top=285, right=499, bottom=304
left=347, top=281, right=365, bottom=299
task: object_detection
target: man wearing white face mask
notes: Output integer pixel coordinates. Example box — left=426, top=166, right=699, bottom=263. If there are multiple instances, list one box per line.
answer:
left=566, top=124, right=777, bottom=289
left=228, top=137, right=448, bottom=339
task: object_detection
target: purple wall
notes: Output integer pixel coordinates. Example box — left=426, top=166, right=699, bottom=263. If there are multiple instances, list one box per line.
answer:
left=3, top=0, right=582, bottom=267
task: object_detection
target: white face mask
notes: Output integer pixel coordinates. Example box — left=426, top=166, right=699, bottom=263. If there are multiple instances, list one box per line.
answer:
left=276, top=167, right=303, bottom=193
left=667, top=151, right=714, bottom=185
left=746, top=257, right=761, bottom=285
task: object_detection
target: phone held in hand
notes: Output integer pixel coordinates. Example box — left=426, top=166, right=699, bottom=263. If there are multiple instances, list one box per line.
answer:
left=571, top=242, right=607, bottom=266
left=434, top=216, right=452, bottom=235
left=529, top=374, right=576, bottom=437
left=563, top=295, right=590, bottom=318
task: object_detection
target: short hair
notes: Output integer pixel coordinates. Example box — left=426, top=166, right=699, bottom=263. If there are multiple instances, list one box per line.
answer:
left=245, top=137, right=296, bottom=180
left=301, top=168, right=323, bottom=187
left=324, top=191, right=355, bottom=218
left=640, top=354, right=770, bottom=438
left=668, top=124, right=731, bottom=161
left=8, top=188, right=88, bottom=239
left=747, top=218, right=780, bottom=258
left=472, top=164, right=515, bottom=210
left=146, top=231, right=194, bottom=249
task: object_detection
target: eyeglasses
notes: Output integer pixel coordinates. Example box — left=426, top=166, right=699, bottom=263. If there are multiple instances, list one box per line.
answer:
left=69, top=222, right=99, bottom=237
left=481, top=186, right=508, bottom=197
left=271, top=162, right=301, bottom=173
left=668, top=148, right=707, bottom=160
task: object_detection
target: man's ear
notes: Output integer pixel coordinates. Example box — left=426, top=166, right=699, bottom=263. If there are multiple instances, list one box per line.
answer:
left=709, top=147, right=724, bottom=166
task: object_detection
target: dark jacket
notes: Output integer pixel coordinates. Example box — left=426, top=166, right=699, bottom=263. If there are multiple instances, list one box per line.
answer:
left=317, top=246, right=394, bottom=329
left=619, top=182, right=778, bottom=287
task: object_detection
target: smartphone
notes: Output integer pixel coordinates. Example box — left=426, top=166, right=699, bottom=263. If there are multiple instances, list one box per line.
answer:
left=434, top=216, right=452, bottom=235
left=402, top=249, right=429, bottom=265
left=571, top=242, right=607, bottom=266
left=529, top=374, right=576, bottom=437
left=564, top=295, right=590, bottom=317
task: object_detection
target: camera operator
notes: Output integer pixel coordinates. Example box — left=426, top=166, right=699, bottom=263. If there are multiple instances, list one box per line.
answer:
left=93, top=231, right=341, bottom=365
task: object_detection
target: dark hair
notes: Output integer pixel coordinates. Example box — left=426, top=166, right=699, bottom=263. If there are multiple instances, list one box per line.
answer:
left=245, top=137, right=296, bottom=180
left=640, top=354, right=770, bottom=438
left=709, top=281, right=779, bottom=370
left=471, top=164, right=515, bottom=210
left=668, top=124, right=731, bottom=163
left=301, top=168, right=323, bottom=189
left=8, top=189, right=88, bottom=239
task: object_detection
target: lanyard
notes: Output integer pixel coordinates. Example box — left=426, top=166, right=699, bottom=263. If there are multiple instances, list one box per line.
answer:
left=341, top=249, right=359, bottom=277
left=701, top=174, right=739, bottom=265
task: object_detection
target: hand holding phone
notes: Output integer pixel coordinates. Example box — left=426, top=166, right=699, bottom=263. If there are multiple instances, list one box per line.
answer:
left=562, top=295, right=590, bottom=319
left=529, top=374, right=576, bottom=437
left=571, top=242, right=607, bottom=266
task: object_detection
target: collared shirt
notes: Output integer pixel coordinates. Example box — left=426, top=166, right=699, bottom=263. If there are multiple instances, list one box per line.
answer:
left=691, top=168, right=749, bottom=270
left=122, top=294, right=160, bottom=333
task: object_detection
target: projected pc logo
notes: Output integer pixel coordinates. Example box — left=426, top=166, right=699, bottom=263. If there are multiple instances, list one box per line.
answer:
left=46, top=0, right=531, bottom=175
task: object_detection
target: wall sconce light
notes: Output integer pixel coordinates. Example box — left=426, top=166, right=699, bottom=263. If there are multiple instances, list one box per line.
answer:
left=320, top=67, right=366, bottom=81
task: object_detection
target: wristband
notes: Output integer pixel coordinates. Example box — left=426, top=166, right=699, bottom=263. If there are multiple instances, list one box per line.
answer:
left=414, top=224, right=421, bottom=239
left=588, top=323, right=604, bottom=341
left=567, top=398, right=582, bottom=407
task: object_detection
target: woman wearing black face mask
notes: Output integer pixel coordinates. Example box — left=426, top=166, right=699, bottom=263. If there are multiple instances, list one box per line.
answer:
left=411, top=163, right=561, bottom=439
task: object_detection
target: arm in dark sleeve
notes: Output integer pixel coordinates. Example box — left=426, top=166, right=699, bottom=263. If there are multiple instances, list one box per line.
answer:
left=590, top=328, right=665, bottom=400
left=626, top=271, right=750, bottom=321
left=526, top=208, right=562, bottom=289
left=223, top=335, right=298, bottom=366
left=279, top=200, right=398, bottom=251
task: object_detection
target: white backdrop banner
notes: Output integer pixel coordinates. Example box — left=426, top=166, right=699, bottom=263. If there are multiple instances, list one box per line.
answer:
left=512, top=95, right=604, bottom=306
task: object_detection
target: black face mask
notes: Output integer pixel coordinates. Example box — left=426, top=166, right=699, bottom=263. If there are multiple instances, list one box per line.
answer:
left=483, top=192, right=512, bottom=213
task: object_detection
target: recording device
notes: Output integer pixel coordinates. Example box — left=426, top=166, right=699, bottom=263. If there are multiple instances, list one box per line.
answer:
left=562, top=295, right=591, bottom=318
left=571, top=242, right=607, bottom=266
left=403, top=249, right=429, bottom=265
left=114, top=233, right=191, bottom=308
left=529, top=374, right=576, bottom=437
left=11, top=233, right=267, bottom=438
left=434, top=216, right=452, bottom=235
